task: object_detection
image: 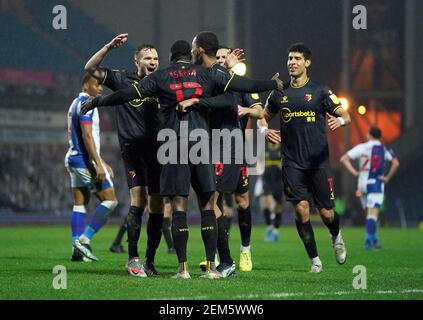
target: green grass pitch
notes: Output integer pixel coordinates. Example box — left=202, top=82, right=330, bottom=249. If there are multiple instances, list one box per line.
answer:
left=0, top=225, right=422, bottom=300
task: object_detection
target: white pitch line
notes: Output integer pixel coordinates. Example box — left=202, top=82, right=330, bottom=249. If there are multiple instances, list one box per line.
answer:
left=156, top=289, right=423, bottom=300
left=401, top=289, right=423, bottom=293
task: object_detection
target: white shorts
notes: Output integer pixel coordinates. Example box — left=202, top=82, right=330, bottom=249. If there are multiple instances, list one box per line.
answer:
left=66, top=164, right=113, bottom=193
left=360, top=192, right=384, bottom=209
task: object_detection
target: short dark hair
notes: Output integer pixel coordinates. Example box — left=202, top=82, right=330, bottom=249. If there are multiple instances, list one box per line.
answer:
left=170, top=40, right=192, bottom=62
left=194, top=31, right=219, bottom=56
left=82, top=73, right=94, bottom=85
left=135, top=44, right=157, bottom=58
left=369, top=126, right=382, bottom=139
left=288, top=43, right=312, bottom=60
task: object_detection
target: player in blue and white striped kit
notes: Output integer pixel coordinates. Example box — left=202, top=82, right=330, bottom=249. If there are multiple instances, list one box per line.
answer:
left=65, top=74, right=118, bottom=261
left=341, top=126, right=399, bottom=249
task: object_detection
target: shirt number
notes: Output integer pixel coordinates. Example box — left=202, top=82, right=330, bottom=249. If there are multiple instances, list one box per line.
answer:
left=169, top=81, right=203, bottom=102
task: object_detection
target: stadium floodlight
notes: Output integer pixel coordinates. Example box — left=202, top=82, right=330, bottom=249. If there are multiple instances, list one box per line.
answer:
left=232, top=62, right=247, bottom=76
left=358, top=105, right=367, bottom=115
left=339, top=97, right=350, bottom=111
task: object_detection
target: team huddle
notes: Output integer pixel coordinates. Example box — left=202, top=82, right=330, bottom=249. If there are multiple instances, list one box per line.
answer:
left=65, top=30, right=399, bottom=279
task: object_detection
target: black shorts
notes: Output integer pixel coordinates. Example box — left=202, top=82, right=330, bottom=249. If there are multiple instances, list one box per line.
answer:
left=215, top=162, right=241, bottom=194
left=263, top=167, right=283, bottom=200
left=235, top=164, right=249, bottom=195
left=160, top=162, right=216, bottom=197
left=281, top=166, right=334, bottom=209
left=120, top=138, right=161, bottom=193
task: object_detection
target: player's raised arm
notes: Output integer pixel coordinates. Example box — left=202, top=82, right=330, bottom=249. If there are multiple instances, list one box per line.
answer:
left=224, top=48, right=245, bottom=69
left=84, top=33, right=129, bottom=82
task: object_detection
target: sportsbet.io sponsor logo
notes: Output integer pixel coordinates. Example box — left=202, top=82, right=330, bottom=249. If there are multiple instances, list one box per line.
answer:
left=130, top=80, right=159, bottom=107
left=129, top=96, right=159, bottom=107
left=282, top=107, right=316, bottom=123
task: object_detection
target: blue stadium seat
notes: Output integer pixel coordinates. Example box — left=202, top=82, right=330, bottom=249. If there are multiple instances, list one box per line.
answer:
left=1, top=1, right=135, bottom=74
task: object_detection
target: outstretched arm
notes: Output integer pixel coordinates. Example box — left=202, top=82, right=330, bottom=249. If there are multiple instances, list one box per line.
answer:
left=84, top=33, right=129, bottom=82
left=226, top=72, right=284, bottom=93
left=81, top=86, right=139, bottom=114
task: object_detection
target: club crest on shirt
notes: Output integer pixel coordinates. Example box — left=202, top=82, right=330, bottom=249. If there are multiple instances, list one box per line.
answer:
left=128, top=170, right=136, bottom=179
left=285, top=186, right=292, bottom=196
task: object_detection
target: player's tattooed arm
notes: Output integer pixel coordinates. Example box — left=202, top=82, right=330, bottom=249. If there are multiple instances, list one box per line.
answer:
left=85, top=33, right=129, bottom=83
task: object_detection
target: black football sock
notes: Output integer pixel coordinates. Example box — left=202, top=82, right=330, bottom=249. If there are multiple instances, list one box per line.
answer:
left=274, top=212, right=282, bottom=229
left=126, top=206, right=144, bottom=259
left=238, top=206, right=252, bottom=247
left=217, top=215, right=233, bottom=264
left=201, top=210, right=218, bottom=262
left=263, top=208, right=272, bottom=226
left=322, top=212, right=340, bottom=237
left=162, top=217, right=174, bottom=250
left=226, top=216, right=232, bottom=233
left=145, top=213, right=163, bottom=262
left=172, top=211, right=189, bottom=263
left=295, top=219, right=318, bottom=259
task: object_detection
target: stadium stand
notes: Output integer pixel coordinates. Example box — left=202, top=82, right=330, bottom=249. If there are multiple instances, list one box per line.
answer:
left=1, top=0, right=135, bottom=74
